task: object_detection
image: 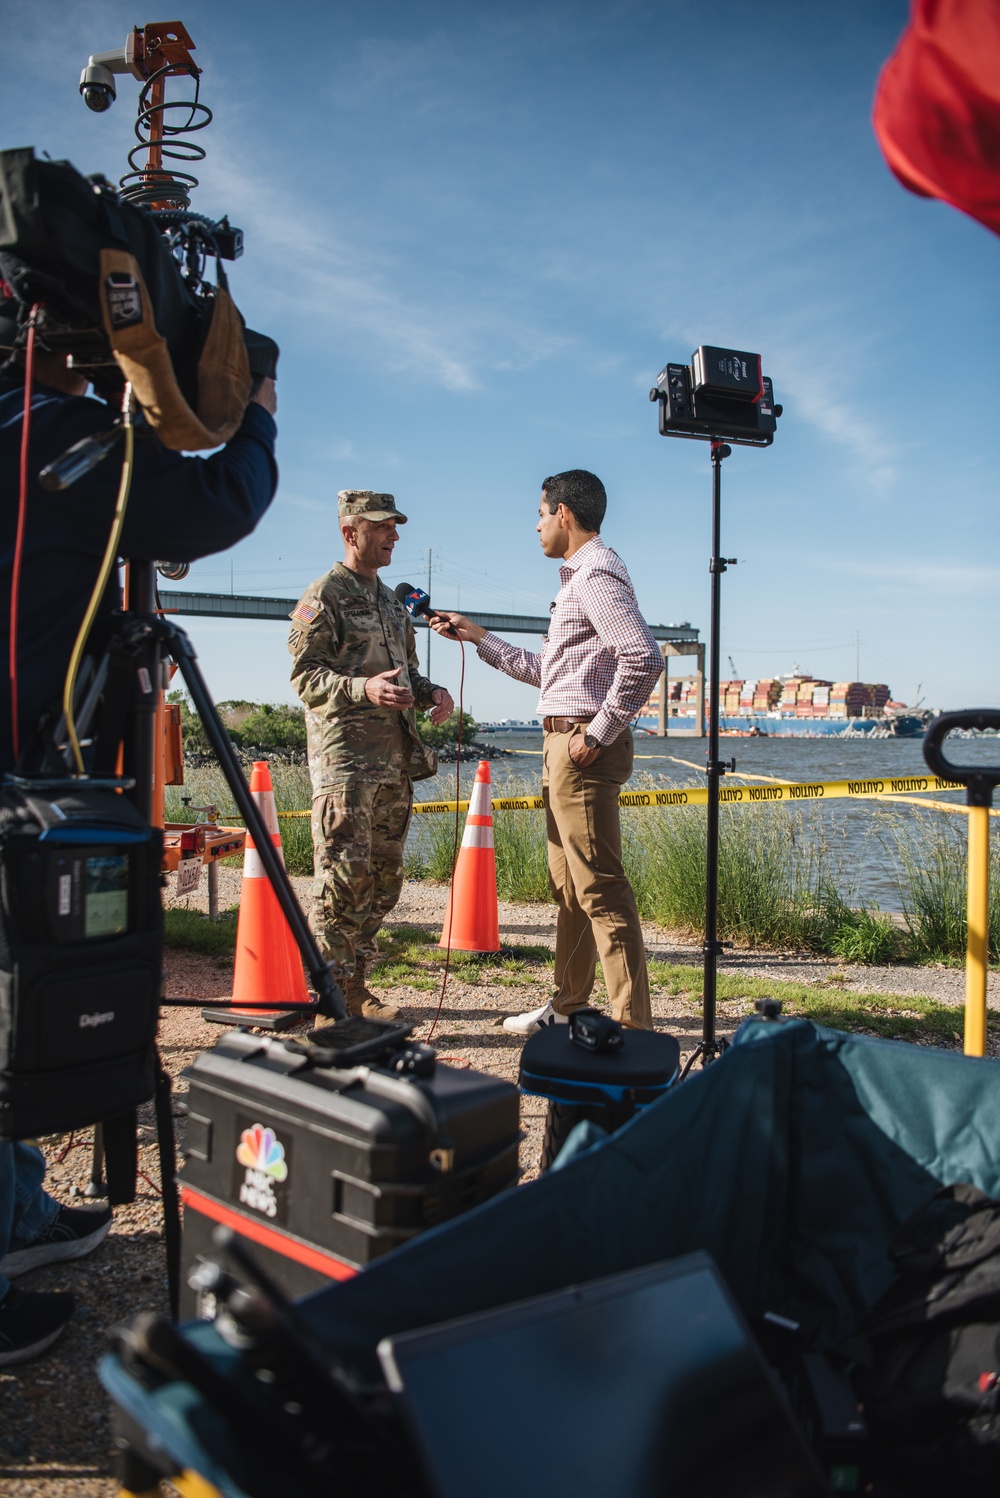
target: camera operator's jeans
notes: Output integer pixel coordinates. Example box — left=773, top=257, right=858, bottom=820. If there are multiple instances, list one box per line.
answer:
left=0, top=1142, right=59, bottom=1302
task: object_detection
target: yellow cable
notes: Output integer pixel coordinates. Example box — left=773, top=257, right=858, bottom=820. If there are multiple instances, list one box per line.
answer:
left=63, top=387, right=134, bottom=774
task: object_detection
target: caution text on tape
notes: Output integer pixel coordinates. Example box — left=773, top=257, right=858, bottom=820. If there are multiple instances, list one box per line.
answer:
left=267, top=774, right=967, bottom=818
left=403, top=774, right=966, bottom=815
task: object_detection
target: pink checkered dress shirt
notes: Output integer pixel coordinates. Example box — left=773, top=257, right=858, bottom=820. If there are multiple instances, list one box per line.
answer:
left=477, top=537, right=662, bottom=745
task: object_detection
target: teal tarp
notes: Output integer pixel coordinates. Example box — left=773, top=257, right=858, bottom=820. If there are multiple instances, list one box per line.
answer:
left=100, top=1018, right=1000, bottom=1493
left=305, top=1019, right=1000, bottom=1382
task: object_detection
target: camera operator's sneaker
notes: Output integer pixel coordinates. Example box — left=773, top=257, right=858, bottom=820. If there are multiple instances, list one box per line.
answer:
left=502, top=999, right=570, bottom=1036
left=0, top=1202, right=112, bottom=1279
left=0, top=1286, right=74, bottom=1366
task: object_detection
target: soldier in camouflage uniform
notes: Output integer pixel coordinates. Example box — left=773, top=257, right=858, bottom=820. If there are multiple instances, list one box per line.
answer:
left=288, top=491, right=454, bottom=1018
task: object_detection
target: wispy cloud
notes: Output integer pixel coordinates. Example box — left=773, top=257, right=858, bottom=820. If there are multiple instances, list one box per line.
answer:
left=773, top=339, right=900, bottom=495
left=835, top=558, right=1000, bottom=591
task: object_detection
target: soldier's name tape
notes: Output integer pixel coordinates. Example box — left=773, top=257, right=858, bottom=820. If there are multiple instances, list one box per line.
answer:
left=270, top=773, right=967, bottom=818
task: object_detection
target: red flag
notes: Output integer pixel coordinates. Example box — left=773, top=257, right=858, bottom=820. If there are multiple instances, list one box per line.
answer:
left=873, top=0, right=1000, bottom=236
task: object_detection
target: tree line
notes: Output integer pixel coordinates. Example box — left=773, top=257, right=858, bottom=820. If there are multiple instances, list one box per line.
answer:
left=170, top=693, right=478, bottom=757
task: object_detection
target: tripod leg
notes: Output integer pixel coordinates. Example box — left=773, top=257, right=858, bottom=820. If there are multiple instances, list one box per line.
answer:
left=86, top=1124, right=106, bottom=1198
left=165, top=625, right=344, bottom=1021
left=154, top=1060, right=182, bottom=1322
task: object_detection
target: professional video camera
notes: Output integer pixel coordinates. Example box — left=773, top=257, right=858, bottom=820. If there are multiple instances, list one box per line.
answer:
left=649, top=344, right=782, bottom=447
left=0, top=24, right=342, bottom=1271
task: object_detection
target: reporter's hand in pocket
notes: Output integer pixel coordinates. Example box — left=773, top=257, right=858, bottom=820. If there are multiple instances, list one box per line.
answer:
left=568, top=733, right=600, bottom=768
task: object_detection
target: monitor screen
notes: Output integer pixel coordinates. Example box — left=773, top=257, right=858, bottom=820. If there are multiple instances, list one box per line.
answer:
left=379, top=1252, right=827, bottom=1498
left=84, top=853, right=129, bottom=938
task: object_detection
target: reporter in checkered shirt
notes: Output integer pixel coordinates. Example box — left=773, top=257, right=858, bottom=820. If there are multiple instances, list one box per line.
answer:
left=432, top=470, right=662, bottom=1033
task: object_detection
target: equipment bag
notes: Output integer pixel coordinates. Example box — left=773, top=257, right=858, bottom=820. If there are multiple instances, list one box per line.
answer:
left=0, top=146, right=250, bottom=450
left=844, top=1182, right=1000, bottom=1493
left=0, top=781, right=162, bottom=1140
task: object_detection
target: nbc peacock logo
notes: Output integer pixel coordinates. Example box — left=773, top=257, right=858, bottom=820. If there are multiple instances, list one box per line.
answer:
left=235, top=1122, right=289, bottom=1220
left=237, top=1123, right=288, bottom=1181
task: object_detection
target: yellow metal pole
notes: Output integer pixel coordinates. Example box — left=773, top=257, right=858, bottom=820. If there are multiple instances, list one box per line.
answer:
left=965, top=803, right=990, bottom=1056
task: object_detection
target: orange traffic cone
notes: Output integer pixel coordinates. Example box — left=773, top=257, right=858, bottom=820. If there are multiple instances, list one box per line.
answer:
left=438, top=760, right=500, bottom=954
left=202, top=761, right=313, bottom=1030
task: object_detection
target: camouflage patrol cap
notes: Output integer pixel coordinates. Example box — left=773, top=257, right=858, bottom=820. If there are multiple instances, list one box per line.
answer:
left=338, top=490, right=408, bottom=524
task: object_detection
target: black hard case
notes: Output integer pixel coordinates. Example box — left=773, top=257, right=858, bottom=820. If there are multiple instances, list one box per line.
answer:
left=180, top=1030, right=520, bottom=1317
left=518, top=1025, right=680, bottom=1107
left=0, top=785, right=162, bottom=1141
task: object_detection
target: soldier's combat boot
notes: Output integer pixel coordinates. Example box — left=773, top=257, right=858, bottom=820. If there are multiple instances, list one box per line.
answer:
left=342, top=959, right=401, bottom=1022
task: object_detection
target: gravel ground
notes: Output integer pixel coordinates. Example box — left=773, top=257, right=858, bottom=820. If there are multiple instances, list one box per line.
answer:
left=1, top=873, right=994, bottom=1494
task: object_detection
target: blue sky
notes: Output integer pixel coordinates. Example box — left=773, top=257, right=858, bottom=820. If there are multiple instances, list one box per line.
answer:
left=6, top=0, right=999, bottom=718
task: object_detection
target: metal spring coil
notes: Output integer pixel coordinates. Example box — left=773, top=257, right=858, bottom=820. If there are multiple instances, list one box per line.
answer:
left=118, top=62, right=213, bottom=210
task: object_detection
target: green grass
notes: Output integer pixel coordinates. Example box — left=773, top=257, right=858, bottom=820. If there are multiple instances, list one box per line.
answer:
left=166, top=766, right=999, bottom=966
left=366, top=927, right=554, bottom=988
left=826, top=907, right=901, bottom=964
left=646, top=961, right=976, bottom=1047
left=414, top=783, right=859, bottom=954
left=163, top=906, right=239, bottom=958
left=886, top=812, right=1000, bottom=963
left=160, top=908, right=973, bottom=1049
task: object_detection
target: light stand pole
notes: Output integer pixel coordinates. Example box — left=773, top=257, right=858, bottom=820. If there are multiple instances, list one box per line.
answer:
left=679, top=440, right=736, bottom=1076
left=648, top=346, right=781, bottom=1073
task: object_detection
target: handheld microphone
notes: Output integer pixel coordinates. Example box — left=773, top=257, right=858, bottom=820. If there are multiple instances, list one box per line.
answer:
left=394, top=582, right=457, bottom=638
left=394, top=582, right=435, bottom=619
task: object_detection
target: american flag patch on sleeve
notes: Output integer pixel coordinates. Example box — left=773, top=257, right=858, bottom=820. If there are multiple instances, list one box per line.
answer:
left=291, top=602, right=320, bottom=624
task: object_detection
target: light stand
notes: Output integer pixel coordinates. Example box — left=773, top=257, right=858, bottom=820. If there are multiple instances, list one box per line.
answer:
left=650, top=347, right=781, bottom=1074
left=683, top=441, right=735, bottom=1074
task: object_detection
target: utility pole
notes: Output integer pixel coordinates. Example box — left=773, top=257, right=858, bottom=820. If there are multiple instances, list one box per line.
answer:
left=426, top=548, right=433, bottom=677
left=856, top=629, right=860, bottom=681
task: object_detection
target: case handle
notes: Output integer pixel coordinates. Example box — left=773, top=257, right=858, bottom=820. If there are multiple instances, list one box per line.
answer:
left=923, top=710, right=1000, bottom=807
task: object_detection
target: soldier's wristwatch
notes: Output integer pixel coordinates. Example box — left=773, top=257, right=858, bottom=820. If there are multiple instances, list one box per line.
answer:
left=583, top=732, right=599, bottom=750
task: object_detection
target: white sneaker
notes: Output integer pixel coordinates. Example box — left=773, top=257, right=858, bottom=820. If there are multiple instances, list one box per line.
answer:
left=502, top=999, right=570, bottom=1036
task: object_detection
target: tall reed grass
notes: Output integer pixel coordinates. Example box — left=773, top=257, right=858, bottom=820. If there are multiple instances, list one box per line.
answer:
left=886, top=811, right=1000, bottom=962
left=167, top=764, right=988, bottom=963
left=165, top=761, right=314, bottom=875
left=410, top=773, right=876, bottom=952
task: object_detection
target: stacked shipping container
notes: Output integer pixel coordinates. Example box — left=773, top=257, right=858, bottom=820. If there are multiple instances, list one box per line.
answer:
left=641, top=674, right=893, bottom=725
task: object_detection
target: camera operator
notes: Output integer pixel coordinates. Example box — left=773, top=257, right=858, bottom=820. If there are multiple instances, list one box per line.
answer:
left=0, top=318, right=278, bottom=1365
left=288, top=492, right=453, bottom=1019
left=432, top=470, right=661, bottom=1036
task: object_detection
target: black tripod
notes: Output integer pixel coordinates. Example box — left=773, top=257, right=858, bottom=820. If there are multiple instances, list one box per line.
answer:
left=681, top=440, right=734, bottom=1074
left=44, top=558, right=346, bottom=1313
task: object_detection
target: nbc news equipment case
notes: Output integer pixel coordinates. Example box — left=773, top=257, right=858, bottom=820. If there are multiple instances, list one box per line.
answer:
left=180, top=1028, right=520, bottom=1317
left=0, top=781, right=162, bottom=1141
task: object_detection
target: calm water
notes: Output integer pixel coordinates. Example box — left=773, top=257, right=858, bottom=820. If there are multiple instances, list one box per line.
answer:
left=415, top=730, right=1000, bottom=911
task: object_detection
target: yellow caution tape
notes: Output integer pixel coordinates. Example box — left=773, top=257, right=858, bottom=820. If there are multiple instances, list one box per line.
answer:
left=269, top=773, right=969, bottom=818
left=404, top=773, right=967, bottom=815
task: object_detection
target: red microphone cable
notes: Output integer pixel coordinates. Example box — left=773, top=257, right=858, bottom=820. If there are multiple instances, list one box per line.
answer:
left=426, top=634, right=466, bottom=1044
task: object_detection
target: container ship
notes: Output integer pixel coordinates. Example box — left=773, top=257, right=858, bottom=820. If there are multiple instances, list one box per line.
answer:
left=640, top=674, right=926, bottom=738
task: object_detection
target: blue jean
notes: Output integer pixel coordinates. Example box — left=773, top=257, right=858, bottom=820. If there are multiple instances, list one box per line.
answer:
left=0, top=1141, right=59, bottom=1301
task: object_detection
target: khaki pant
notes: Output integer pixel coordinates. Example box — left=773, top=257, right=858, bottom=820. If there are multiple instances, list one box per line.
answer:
left=542, top=726, right=653, bottom=1030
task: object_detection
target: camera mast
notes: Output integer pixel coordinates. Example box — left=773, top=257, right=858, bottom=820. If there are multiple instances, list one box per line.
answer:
left=79, top=21, right=212, bottom=211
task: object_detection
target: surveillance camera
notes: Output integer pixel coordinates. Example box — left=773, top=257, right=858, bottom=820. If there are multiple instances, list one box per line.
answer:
left=79, top=62, right=117, bottom=111
left=81, top=83, right=115, bottom=112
